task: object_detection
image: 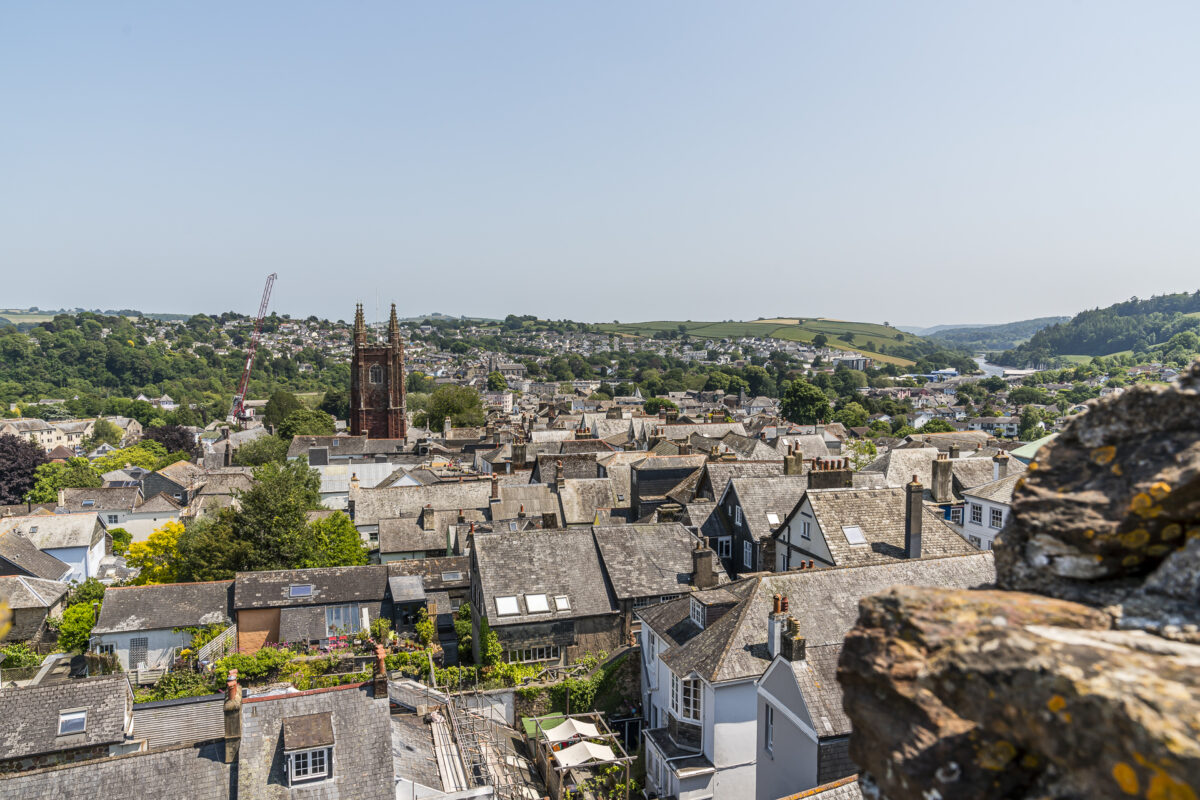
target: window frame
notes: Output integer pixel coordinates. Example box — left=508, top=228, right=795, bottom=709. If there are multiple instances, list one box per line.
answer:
left=368, top=364, right=383, bottom=384
left=989, top=507, right=1004, bottom=529
left=325, top=603, right=361, bottom=636
left=689, top=596, right=705, bottom=629
left=970, top=503, right=983, bottom=525
left=57, top=709, right=87, bottom=736
left=743, top=540, right=753, bottom=569
left=800, top=521, right=811, bottom=540
left=289, top=746, right=331, bottom=784
left=716, top=536, right=731, bottom=558
left=764, top=703, right=774, bottom=753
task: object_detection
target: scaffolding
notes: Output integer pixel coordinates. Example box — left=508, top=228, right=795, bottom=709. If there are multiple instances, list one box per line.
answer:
left=446, top=687, right=544, bottom=800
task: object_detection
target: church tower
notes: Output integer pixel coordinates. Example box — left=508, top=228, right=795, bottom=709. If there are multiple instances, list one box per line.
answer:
left=350, top=303, right=407, bottom=440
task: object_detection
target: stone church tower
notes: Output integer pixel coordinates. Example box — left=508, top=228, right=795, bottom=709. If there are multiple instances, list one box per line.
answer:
left=350, top=303, right=407, bottom=440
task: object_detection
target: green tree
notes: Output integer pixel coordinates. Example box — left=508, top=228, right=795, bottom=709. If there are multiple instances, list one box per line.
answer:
left=423, top=385, right=485, bottom=433
left=278, top=408, right=335, bottom=439
left=406, top=371, right=432, bottom=393
left=85, top=418, right=123, bottom=449
left=0, top=433, right=46, bottom=505
left=832, top=402, right=869, bottom=428
left=66, top=577, right=107, bottom=608
left=918, top=419, right=956, bottom=433
left=415, top=608, right=435, bottom=647
left=319, top=388, right=349, bottom=420
left=486, top=371, right=508, bottom=391
left=812, top=334, right=828, bottom=348
left=108, top=527, right=132, bottom=556
left=176, top=514, right=248, bottom=581
left=263, top=390, right=303, bottom=428
left=93, top=440, right=172, bottom=473
left=478, top=616, right=502, bottom=667
left=233, top=434, right=290, bottom=466
left=1018, top=406, right=1044, bottom=441
left=27, top=457, right=103, bottom=503
left=781, top=380, right=831, bottom=425
left=302, top=511, right=369, bottom=568
left=57, top=603, right=96, bottom=653
left=642, top=397, right=678, bottom=415
left=233, top=460, right=322, bottom=570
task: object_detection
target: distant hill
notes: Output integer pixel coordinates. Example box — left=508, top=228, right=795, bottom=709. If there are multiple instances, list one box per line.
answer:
left=925, top=317, right=1069, bottom=352
left=993, top=292, right=1200, bottom=367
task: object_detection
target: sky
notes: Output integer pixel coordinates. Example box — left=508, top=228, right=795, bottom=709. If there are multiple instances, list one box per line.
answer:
left=3, top=2, right=1200, bottom=327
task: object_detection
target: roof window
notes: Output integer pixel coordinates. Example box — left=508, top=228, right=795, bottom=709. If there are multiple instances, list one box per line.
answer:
left=58, top=710, right=87, bottom=735
left=525, top=594, right=550, bottom=614
left=766, top=513, right=780, bottom=527
left=842, top=525, right=867, bottom=545
left=554, top=595, right=571, bottom=611
left=441, top=571, right=463, bottom=582
left=289, top=584, right=314, bottom=598
left=82, top=500, right=95, bottom=507
left=496, top=596, right=520, bottom=616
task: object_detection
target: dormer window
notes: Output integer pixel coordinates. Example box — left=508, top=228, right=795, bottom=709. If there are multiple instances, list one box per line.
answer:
left=690, top=596, right=705, bottom=629
left=58, top=709, right=87, bottom=735
left=283, top=712, right=334, bottom=786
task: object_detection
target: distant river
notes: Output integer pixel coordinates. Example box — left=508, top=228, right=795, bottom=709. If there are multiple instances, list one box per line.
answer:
left=973, top=356, right=1006, bottom=377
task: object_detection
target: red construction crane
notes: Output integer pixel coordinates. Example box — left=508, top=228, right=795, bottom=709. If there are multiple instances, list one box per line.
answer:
left=228, top=272, right=278, bottom=423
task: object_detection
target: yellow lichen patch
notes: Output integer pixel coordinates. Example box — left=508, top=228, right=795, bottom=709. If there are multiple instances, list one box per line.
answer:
left=1162, top=523, right=1183, bottom=541
left=1028, top=461, right=1039, bottom=471
left=1149, top=481, right=1172, bottom=501
left=1112, top=463, right=1123, bottom=476
left=1084, top=529, right=1096, bottom=539
left=1130, top=493, right=1154, bottom=515
left=978, top=739, right=1018, bottom=771
left=1047, top=695, right=1067, bottom=713
left=1014, top=478, right=1025, bottom=491
left=1188, top=529, right=1200, bottom=541
left=1147, top=545, right=1172, bottom=557
left=1112, top=762, right=1139, bottom=795
left=1123, top=554, right=1143, bottom=567
left=1146, top=770, right=1198, bottom=800
left=1120, top=529, right=1150, bottom=549
left=1092, top=445, right=1117, bottom=465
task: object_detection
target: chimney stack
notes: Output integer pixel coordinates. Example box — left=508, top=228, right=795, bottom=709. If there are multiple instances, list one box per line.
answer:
left=518, top=504, right=526, bottom=519
left=223, top=669, right=242, bottom=764
left=767, top=594, right=787, bottom=658
left=490, top=474, right=499, bottom=499
left=422, top=504, right=435, bottom=532
left=692, top=541, right=718, bottom=589
left=993, top=450, right=1010, bottom=481
left=905, top=475, right=923, bottom=559
left=542, top=511, right=558, bottom=529
left=783, top=445, right=805, bottom=476
left=807, top=457, right=853, bottom=490
left=555, top=460, right=565, bottom=489
left=931, top=452, right=953, bottom=504
left=373, top=643, right=388, bottom=698
left=949, top=444, right=960, bottom=459
left=780, top=616, right=807, bottom=661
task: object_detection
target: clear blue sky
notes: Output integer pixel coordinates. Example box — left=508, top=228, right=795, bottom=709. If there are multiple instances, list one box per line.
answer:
left=3, top=2, right=1199, bottom=326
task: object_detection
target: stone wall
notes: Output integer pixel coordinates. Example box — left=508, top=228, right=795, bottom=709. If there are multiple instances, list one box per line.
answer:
left=838, top=362, right=1200, bottom=800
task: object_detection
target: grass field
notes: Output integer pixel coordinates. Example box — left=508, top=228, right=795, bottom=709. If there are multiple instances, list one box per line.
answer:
left=1059, top=350, right=1133, bottom=364
left=597, top=318, right=918, bottom=366
left=296, top=391, right=326, bottom=409
left=0, top=310, right=56, bottom=324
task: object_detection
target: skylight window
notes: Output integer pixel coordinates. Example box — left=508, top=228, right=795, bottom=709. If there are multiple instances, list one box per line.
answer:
left=766, top=513, right=780, bottom=527
left=509, top=522, right=519, bottom=532
left=58, top=710, right=87, bottom=735
left=525, top=594, right=550, bottom=613
left=289, top=584, right=314, bottom=598
left=555, top=595, right=571, bottom=611
left=842, top=525, right=867, bottom=545
left=441, top=571, right=463, bottom=582
left=496, top=596, right=520, bottom=616
left=82, top=500, right=95, bottom=507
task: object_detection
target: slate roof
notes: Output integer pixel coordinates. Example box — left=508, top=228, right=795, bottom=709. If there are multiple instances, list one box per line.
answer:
left=788, top=643, right=850, bottom=736
left=0, top=741, right=231, bottom=799
left=315, top=462, right=404, bottom=494
left=386, top=556, right=471, bottom=591
left=951, top=458, right=1025, bottom=492
left=778, top=775, right=864, bottom=800
left=531, top=453, right=601, bottom=485
left=962, top=472, right=1024, bottom=504
left=286, top=434, right=408, bottom=459
left=282, top=711, right=335, bottom=750
left=647, top=553, right=995, bottom=684
left=558, top=479, right=618, bottom=525
left=135, top=492, right=183, bottom=513
left=377, top=517, right=462, bottom=555
left=862, top=448, right=1021, bottom=493
left=774, top=434, right=832, bottom=460
left=1, top=513, right=103, bottom=551
left=234, top=565, right=389, bottom=609
left=0, top=529, right=71, bottom=580
left=351, top=482, right=493, bottom=526
left=195, top=471, right=254, bottom=496
left=725, top=476, right=811, bottom=542
left=0, top=675, right=132, bottom=761
left=390, top=713, right=442, bottom=791
left=650, top=422, right=747, bottom=441
left=682, top=501, right=733, bottom=541
left=795, top=488, right=977, bottom=567
left=239, top=684, right=393, bottom=800
left=494, top=484, right=561, bottom=524
left=592, top=524, right=727, bottom=600
left=93, top=581, right=233, bottom=634
left=700, top=461, right=786, bottom=499
left=472, top=528, right=617, bottom=625
left=58, top=486, right=141, bottom=512
left=0, top=575, right=70, bottom=610
left=156, top=460, right=206, bottom=486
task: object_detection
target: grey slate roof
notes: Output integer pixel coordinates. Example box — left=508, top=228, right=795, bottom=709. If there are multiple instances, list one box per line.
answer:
left=1, top=513, right=104, bottom=551
left=531, top=453, right=601, bottom=484
left=377, top=516, right=465, bottom=555
left=788, top=643, right=850, bottom=737
left=391, top=713, right=443, bottom=791
left=93, top=581, right=233, bottom=635
left=0, top=675, right=132, bottom=761
left=282, top=711, right=335, bottom=750
left=558, top=479, right=618, bottom=525
left=592, top=524, right=727, bottom=600
left=234, top=565, right=388, bottom=609
left=649, top=553, right=995, bottom=684
left=351, top=482, right=493, bottom=526
left=0, top=529, right=71, bottom=580
left=0, top=575, right=70, bottom=610
left=57, top=486, right=141, bottom=512
left=131, top=694, right=225, bottom=750
left=472, top=528, right=617, bottom=625
left=0, top=741, right=231, bottom=800
left=238, top=684, right=393, bottom=800
left=494, top=484, right=561, bottom=524
left=386, top=556, right=471, bottom=591
left=797, top=488, right=977, bottom=567
left=700, top=461, right=785, bottom=499
left=682, top=501, right=733, bottom=541
left=961, top=472, right=1023, bottom=504
left=725, top=476, right=811, bottom=542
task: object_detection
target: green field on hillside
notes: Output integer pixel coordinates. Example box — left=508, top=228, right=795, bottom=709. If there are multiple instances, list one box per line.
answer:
left=0, top=310, right=57, bottom=324
left=597, top=318, right=917, bottom=366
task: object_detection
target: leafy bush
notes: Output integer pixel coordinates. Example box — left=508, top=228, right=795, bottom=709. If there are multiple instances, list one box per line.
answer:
left=415, top=608, right=435, bottom=647
left=57, top=603, right=96, bottom=653
left=66, top=577, right=106, bottom=608
left=108, top=527, right=132, bottom=556
left=369, top=616, right=393, bottom=645
left=0, top=642, right=44, bottom=669
left=133, top=670, right=219, bottom=703
left=214, top=646, right=292, bottom=682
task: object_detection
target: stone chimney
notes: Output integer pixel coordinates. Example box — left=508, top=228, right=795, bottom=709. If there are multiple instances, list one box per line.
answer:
left=657, top=503, right=683, bottom=523
left=931, top=452, right=954, bottom=504
left=373, top=643, right=388, bottom=698
left=692, top=541, right=718, bottom=589
left=780, top=616, right=807, bottom=662
left=443, top=416, right=452, bottom=436
left=511, top=444, right=527, bottom=467
left=223, top=669, right=242, bottom=764
left=993, top=450, right=1010, bottom=481
left=223, top=428, right=233, bottom=468
left=949, top=444, right=960, bottom=459
left=555, top=460, right=565, bottom=490
left=421, top=504, right=435, bottom=532
left=542, top=511, right=558, bottom=529
left=665, top=408, right=679, bottom=424
left=808, top=458, right=853, bottom=490
left=767, top=594, right=788, bottom=658
left=783, top=444, right=805, bottom=476
left=606, top=406, right=623, bottom=420
left=678, top=442, right=691, bottom=456
left=490, top=474, right=499, bottom=500
left=905, top=475, right=923, bottom=559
